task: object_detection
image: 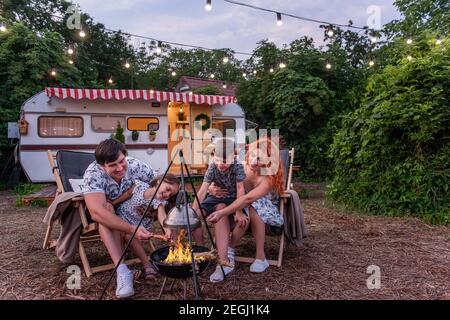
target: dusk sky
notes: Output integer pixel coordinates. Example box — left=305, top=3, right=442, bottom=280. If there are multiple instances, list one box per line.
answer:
left=75, top=0, right=402, bottom=57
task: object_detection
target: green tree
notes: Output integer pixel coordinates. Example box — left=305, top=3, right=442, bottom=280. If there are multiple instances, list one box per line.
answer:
left=328, top=33, right=450, bottom=224
left=0, top=22, right=82, bottom=157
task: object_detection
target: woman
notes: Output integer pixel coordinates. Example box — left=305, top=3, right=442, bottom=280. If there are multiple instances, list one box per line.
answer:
left=206, top=137, right=285, bottom=282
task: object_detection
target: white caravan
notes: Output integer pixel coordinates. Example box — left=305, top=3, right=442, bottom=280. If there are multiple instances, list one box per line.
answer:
left=19, top=87, right=246, bottom=182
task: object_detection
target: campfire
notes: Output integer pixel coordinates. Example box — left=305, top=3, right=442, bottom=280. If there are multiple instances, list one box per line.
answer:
left=163, top=230, right=208, bottom=265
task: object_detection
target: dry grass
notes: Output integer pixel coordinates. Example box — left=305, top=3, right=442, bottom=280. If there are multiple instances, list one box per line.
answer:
left=0, top=189, right=449, bottom=300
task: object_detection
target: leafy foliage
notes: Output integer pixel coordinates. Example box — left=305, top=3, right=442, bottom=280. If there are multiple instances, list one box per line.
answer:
left=328, top=34, right=450, bottom=225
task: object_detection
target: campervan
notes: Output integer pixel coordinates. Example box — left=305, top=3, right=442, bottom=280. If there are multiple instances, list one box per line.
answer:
left=19, top=88, right=246, bottom=182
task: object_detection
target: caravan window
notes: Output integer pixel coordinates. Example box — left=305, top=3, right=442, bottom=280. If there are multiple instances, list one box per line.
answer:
left=127, top=117, right=159, bottom=131
left=92, top=115, right=125, bottom=132
left=38, top=116, right=83, bottom=137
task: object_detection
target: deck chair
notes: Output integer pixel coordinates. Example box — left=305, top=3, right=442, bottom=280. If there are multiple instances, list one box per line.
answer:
left=234, top=148, right=295, bottom=267
left=43, top=150, right=141, bottom=277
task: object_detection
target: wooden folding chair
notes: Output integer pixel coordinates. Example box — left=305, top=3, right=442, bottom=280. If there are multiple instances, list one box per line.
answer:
left=43, top=150, right=142, bottom=277
left=235, top=148, right=295, bottom=267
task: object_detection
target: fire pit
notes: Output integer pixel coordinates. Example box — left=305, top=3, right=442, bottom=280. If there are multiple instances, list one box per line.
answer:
left=150, top=245, right=211, bottom=279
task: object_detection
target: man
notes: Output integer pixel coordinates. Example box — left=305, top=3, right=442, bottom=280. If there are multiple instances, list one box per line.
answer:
left=82, top=139, right=155, bottom=298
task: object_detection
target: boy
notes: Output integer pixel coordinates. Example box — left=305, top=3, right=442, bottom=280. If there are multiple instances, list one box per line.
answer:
left=192, top=137, right=247, bottom=281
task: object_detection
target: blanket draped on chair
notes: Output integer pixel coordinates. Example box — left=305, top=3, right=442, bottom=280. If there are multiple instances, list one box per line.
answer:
left=283, top=189, right=307, bottom=247
left=43, top=192, right=83, bottom=263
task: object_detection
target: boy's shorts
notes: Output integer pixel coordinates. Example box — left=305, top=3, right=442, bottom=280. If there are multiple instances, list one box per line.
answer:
left=200, top=195, right=235, bottom=216
left=200, top=195, right=249, bottom=230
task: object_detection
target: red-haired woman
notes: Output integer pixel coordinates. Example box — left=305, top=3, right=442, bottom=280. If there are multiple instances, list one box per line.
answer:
left=206, top=137, right=285, bottom=282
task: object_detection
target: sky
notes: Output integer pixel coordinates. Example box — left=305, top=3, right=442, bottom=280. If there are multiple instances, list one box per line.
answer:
left=74, top=0, right=402, bottom=56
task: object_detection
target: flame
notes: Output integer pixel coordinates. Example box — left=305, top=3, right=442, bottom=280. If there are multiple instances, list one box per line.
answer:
left=163, top=230, right=205, bottom=264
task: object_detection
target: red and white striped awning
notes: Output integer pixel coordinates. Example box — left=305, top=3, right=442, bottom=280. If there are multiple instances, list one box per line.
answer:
left=45, top=87, right=236, bottom=105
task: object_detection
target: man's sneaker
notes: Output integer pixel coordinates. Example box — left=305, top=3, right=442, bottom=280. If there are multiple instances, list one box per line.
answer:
left=250, top=259, right=269, bottom=273
left=209, top=264, right=234, bottom=283
left=116, top=268, right=135, bottom=298
left=227, top=247, right=235, bottom=265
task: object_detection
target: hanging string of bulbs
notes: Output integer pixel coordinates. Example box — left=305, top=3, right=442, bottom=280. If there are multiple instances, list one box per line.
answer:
left=3, top=5, right=440, bottom=85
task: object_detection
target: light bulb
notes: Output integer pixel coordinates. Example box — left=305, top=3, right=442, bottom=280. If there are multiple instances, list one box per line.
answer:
left=171, top=71, right=177, bottom=76
left=253, top=70, right=257, bottom=74
left=326, top=63, right=332, bottom=69
left=108, top=78, right=113, bottom=84
left=327, top=30, right=334, bottom=37
left=125, top=62, right=130, bottom=69
left=79, top=30, right=86, bottom=38
left=205, top=0, right=212, bottom=11
left=407, top=55, right=413, bottom=61
left=189, top=91, right=193, bottom=95
left=276, top=13, right=282, bottom=26
left=150, top=89, right=154, bottom=94
left=269, top=68, right=274, bottom=73
left=67, top=48, right=74, bottom=55
left=156, top=41, right=162, bottom=54
left=406, top=38, right=412, bottom=44
left=370, top=37, right=378, bottom=43
left=0, top=25, right=6, bottom=32
left=69, top=60, right=74, bottom=65
left=279, top=63, right=286, bottom=69
left=222, top=57, right=229, bottom=64
left=242, top=73, right=247, bottom=77
left=436, top=38, right=442, bottom=45
left=51, top=70, right=56, bottom=76
left=222, top=84, right=227, bottom=88
left=368, top=60, right=375, bottom=67
left=210, top=74, right=215, bottom=79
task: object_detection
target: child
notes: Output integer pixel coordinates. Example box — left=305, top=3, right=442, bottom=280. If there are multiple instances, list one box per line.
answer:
left=192, top=137, right=247, bottom=282
left=114, top=173, right=180, bottom=279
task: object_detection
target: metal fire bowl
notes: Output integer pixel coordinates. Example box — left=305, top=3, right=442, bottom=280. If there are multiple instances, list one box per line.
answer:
left=150, top=245, right=210, bottom=279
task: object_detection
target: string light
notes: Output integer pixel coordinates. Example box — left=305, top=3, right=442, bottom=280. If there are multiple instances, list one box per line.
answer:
left=406, top=38, right=413, bottom=45
left=276, top=13, right=282, bottom=26
left=0, top=24, right=6, bottom=32
left=368, top=60, right=375, bottom=67
left=253, top=70, right=257, bottom=74
left=222, top=84, right=227, bottom=89
left=156, top=41, right=162, bottom=54
left=67, top=48, right=74, bottom=55
left=108, top=78, right=113, bottom=84
left=325, top=62, right=332, bottom=69
left=150, top=89, right=154, bottom=94
left=242, top=72, right=247, bottom=77
left=79, top=29, right=86, bottom=38
left=69, top=60, right=74, bottom=65
left=125, top=62, right=130, bottom=69
left=189, top=91, right=193, bottom=95
left=406, top=55, right=413, bottom=61
left=205, top=0, right=212, bottom=11
left=210, top=74, right=215, bottom=78
left=171, top=71, right=177, bottom=76
left=279, top=62, right=286, bottom=69
left=436, top=37, right=442, bottom=45
left=370, top=36, right=378, bottom=43
left=222, top=57, right=229, bottom=64
left=269, top=68, right=274, bottom=73
left=50, top=70, right=56, bottom=77
left=327, top=29, right=334, bottom=37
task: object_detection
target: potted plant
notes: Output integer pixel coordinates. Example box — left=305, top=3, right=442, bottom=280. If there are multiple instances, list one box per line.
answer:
left=149, top=129, right=156, bottom=141
left=131, top=130, right=139, bottom=141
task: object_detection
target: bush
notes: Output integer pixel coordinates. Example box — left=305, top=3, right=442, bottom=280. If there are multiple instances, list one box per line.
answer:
left=328, top=34, right=450, bottom=225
